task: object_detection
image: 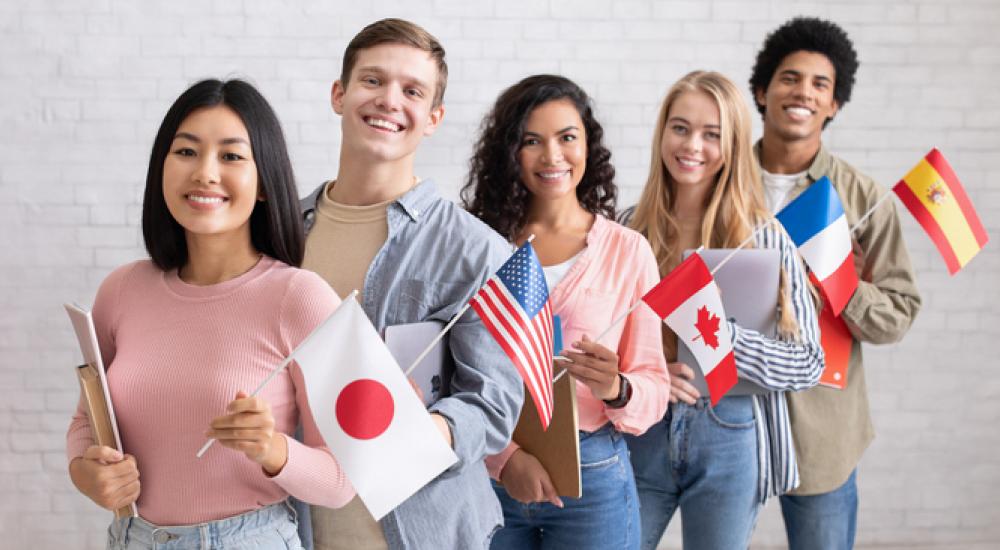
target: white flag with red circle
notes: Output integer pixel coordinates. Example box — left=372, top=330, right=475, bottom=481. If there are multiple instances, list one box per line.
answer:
left=291, top=297, right=458, bottom=519
left=641, top=253, right=737, bottom=405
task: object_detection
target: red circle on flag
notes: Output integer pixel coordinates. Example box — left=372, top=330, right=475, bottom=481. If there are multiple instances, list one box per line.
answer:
left=335, top=379, right=395, bottom=440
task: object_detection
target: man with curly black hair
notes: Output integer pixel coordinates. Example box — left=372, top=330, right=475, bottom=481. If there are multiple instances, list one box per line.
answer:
left=750, top=17, right=921, bottom=550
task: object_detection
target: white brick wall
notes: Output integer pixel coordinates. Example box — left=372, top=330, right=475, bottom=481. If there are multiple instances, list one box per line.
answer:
left=2, top=1, right=998, bottom=548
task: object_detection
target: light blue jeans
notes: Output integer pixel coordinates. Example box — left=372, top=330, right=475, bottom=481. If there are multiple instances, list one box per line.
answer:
left=490, top=423, right=641, bottom=550
left=626, top=396, right=761, bottom=550
left=780, top=468, right=858, bottom=550
left=106, top=501, right=302, bottom=550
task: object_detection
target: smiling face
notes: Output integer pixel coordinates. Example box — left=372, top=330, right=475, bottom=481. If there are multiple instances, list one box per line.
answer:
left=517, top=99, right=588, bottom=203
left=756, top=50, right=839, bottom=145
left=331, top=43, right=445, bottom=164
left=161, top=105, right=259, bottom=246
left=660, top=90, right=724, bottom=193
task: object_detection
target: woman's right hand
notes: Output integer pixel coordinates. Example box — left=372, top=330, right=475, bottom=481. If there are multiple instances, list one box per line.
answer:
left=499, top=449, right=563, bottom=508
left=69, top=445, right=140, bottom=511
left=667, top=362, right=701, bottom=405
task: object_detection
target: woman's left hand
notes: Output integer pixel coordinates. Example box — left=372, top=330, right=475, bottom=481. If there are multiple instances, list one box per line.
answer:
left=560, top=334, right=621, bottom=401
left=208, top=391, right=287, bottom=475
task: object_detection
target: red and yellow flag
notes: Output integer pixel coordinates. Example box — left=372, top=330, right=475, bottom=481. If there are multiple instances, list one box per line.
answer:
left=893, top=148, right=989, bottom=274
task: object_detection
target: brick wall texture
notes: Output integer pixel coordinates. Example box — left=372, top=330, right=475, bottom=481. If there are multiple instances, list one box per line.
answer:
left=1, top=1, right=998, bottom=548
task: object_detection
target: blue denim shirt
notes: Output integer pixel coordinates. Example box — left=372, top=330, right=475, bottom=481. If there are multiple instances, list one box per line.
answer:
left=301, top=180, right=523, bottom=549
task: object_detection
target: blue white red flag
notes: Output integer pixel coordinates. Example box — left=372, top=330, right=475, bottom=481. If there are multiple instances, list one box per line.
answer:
left=776, top=176, right=858, bottom=316
left=470, top=242, right=555, bottom=430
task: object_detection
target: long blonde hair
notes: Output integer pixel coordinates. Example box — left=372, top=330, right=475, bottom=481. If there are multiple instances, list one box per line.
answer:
left=630, top=71, right=800, bottom=348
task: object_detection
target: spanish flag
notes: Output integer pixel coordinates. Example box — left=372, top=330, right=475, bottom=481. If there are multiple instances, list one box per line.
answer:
left=893, top=149, right=988, bottom=274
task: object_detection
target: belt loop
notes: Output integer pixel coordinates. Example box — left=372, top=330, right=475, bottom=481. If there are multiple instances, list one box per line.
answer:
left=284, top=499, right=299, bottom=524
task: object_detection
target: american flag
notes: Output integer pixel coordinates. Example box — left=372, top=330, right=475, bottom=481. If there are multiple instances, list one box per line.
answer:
left=469, top=242, right=555, bottom=429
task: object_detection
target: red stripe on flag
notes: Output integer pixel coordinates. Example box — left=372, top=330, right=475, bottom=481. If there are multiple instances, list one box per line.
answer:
left=893, top=180, right=962, bottom=274
left=490, top=283, right=551, bottom=394
left=643, top=254, right=712, bottom=319
left=477, top=280, right=554, bottom=423
left=705, top=351, right=737, bottom=406
left=470, top=288, right=552, bottom=426
left=818, top=253, right=858, bottom=317
left=925, top=148, right=989, bottom=248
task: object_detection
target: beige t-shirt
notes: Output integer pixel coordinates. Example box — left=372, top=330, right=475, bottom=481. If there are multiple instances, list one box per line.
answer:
left=302, top=180, right=390, bottom=549
left=302, top=181, right=393, bottom=301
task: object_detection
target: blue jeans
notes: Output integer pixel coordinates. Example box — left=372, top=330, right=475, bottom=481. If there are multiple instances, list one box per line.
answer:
left=106, top=501, right=302, bottom=549
left=626, top=396, right=760, bottom=550
left=491, top=424, right=640, bottom=550
left=780, top=468, right=858, bottom=550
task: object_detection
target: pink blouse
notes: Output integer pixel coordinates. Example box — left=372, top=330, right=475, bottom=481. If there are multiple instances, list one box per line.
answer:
left=485, top=215, right=670, bottom=478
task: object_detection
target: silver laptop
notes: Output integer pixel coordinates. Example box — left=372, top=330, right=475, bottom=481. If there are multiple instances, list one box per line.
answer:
left=383, top=321, right=454, bottom=406
left=677, top=248, right=779, bottom=397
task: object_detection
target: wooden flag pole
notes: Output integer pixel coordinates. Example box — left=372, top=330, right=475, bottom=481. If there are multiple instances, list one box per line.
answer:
left=195, top=290, right=360, bottom=458
left=402, top=235, right=536, bottom=378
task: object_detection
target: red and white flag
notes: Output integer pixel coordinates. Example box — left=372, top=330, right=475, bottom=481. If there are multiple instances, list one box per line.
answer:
left=642, top=253, right=737, bottom=405
left=292, top=297, right=457, bottom=519
left=469, top=241, right=555, bottom=430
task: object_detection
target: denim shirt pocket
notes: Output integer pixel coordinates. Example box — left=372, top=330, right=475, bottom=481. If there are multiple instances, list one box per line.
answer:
left=395, top=279, right=471, bottom=324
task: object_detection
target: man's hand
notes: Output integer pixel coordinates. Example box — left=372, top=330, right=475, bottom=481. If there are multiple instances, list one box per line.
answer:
left=499, top=449, right=563, bottom=507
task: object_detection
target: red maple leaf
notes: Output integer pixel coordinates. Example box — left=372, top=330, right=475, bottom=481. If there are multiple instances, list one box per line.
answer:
left=692, top=305, right=721, bottom=349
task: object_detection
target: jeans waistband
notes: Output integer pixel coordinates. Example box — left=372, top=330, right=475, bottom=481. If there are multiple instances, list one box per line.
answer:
left=110, top=500, right=296, bottom=549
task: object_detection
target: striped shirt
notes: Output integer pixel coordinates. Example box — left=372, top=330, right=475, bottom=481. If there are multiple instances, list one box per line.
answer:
left=619, top=208, right=823, bottom=502
left=738, top=222, right=823, bottom=502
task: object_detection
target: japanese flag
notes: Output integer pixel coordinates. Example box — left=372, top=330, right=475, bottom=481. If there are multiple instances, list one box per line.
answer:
left=642, top=253, right=737, bottom=405
left=293, top=297, right=458, bottom=519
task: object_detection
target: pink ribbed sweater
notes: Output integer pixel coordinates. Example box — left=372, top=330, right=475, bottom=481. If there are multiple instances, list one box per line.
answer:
left=66, top=257, right=355, bottom=525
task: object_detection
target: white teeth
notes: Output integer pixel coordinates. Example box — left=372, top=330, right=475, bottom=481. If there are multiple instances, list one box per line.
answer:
left=366, top=117, right=401, bottom=132
left=678, top=158, right=702, bottom=167
left=785, top=107, right=812, bottom=118
left=538, top=171, right=569, bottom=180
left=188, top=195, right=225, bottom=204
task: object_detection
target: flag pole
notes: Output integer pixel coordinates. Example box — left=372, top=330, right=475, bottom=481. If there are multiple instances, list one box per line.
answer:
left=554, top=244, right=711, bottom=384
left=848, top=190, right=894, bottom=234
left=196, top=290, right=360, bottom=458
left=710, top=219, right=777, bottom=276
left=402, top=235, right=537, bottom=378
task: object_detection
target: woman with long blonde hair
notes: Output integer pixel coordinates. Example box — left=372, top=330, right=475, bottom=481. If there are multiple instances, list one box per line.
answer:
left=622, top=71, right=824, bottom=549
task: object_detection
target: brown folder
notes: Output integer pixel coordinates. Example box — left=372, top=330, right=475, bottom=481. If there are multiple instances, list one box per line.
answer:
left=76, top=363, right=132, bottom=519
left=508, top=367, right=581, bottom=498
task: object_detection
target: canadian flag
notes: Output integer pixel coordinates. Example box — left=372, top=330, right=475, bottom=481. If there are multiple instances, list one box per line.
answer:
left=292, top=297, right=458, bottom=519
left=642, top=253, right=737, bottom=405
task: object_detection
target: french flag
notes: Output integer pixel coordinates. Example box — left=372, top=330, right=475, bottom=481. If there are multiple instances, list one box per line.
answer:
left=776, top=176, right=858, bottom=317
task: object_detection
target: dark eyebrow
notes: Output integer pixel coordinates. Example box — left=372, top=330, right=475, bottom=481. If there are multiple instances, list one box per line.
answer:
left=173, top=132, right=249, bottom=146
left=556, top=126, right=579, bottom=134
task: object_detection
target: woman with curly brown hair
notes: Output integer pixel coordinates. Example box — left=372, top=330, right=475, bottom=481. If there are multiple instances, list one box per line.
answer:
left=462, top=74, right=669, bottom=550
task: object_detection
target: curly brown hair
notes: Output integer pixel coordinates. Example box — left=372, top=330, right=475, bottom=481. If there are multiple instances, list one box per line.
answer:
left=461, top=75, right=616, bottom=241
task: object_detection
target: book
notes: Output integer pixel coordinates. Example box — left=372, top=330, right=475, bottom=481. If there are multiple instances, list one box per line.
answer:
left=382, top=320, right=454, bottom=406
left=818, top=305, right=853, bottom=389
left=508, top=366, right=581, bottom=498
left=64, top=302, right=137, bottom=519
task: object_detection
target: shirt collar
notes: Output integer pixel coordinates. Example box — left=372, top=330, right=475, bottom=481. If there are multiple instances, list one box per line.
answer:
left=753, top=140, right=831, bottom=186
left=393, top=179, right=438, bottom=223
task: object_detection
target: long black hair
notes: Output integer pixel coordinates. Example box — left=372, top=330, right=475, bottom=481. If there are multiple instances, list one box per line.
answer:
left=141, top=78, right=304, bottom=270
left=461, top=74, right=616, bottom=242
